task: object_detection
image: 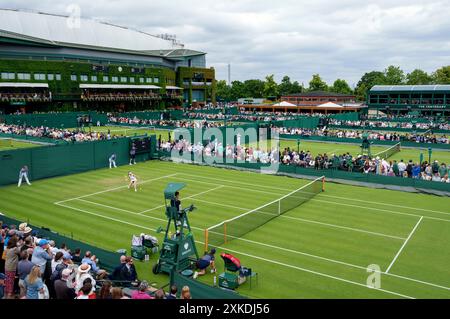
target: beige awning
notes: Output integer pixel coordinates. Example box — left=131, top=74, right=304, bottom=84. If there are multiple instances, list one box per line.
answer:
left=79, top=84, right=160, bottom=89
left=0, top=82, right=49, bottom=88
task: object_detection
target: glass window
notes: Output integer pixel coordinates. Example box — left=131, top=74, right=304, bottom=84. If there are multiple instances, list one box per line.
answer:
left=80, top=75, right=88, bottom=82
left=17, top=73, right=31, bottom=80
left=103, top=76, right=109, bottom=82
left=120, top=77, right=127, bottom=83
left=112, top=76, right=118, bottom=82
left=47, top=74, right=54, bottom=81
left=70, top=74, right=77, bottom=81
left=146, top=78, right=152, bottom=83
left=91, top=75, right=97, bottom=82
left=55, top=74, right=61, bottom=81
left=139, top=77, right=144, bottom=83
left=34, top=73, right=45, bottom=80
left=129, top=77, right=135, bottom=83
left=153, top=77, right=159, bottom=83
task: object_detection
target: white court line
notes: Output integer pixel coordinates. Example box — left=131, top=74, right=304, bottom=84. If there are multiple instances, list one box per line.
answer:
left=136, top=185, right=225, bottom=215
left=190, top=198, right=406, bottom=240
left=177, top=172, right=450, bottom=216
left=55, top=199, right=450, bottom=292
left=53, top=201, right=414, bottom=299
left=386, top=216, right=424, bottom=274
left=54, top=173, right=178, bottom=204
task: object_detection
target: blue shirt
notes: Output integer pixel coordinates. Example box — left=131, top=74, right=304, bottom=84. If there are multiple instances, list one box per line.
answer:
left=31, top=246, right=53, bottom=274
left=24, top=275, right=44, bottom=299
left=81, top=257, right=99, bottom=273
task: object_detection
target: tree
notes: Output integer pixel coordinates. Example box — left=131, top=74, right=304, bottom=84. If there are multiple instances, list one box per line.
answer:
left=308, top=74, right=328, bottom=92
left=331, top=79, right=353, bottom=94
left=242, top=79, right=265, bottom=98
left=215, top=80, right=231, bottom=102
left=431, top=66, right=450, bottom=84
left=384, top=65, right=405, bottom=85
left=291, top=81, right=303, bottom=94
left=263, top=74, right=279, bottom=98
left=229, top=80, right=245, bottom=101
left=355, top=71, right=386, bottom=101
left=406, top=69, right=432, bottom=85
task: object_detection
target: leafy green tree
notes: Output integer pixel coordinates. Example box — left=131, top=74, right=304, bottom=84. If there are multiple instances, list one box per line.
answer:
left=229, top=80, right=245, bottom=101
left=384, top=65, right=405, bottom=85
left=308, top=74, right=328, bottom=92
left=243, top=79, right=265, bottom=98
left=431, top=66, right=450, bottom=84
left=355, top=71, right=386, bottom=101
left=263, top=74, right=279, bottom=98
left=331, top=79, right=353, bottom=94
left=215, top=80, right=231, bottom=102
left=406, top=69, right=432, bottom=85
left=290, top=81, right=303, bottom=94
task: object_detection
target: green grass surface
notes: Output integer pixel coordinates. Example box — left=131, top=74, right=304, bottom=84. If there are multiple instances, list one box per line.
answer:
left=0, top=138, right=44, bottom=151
left=0, top=160, right=449, bottom=299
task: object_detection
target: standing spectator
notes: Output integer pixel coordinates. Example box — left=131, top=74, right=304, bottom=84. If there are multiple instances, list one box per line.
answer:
left=439, top=163, right=448, bottom=179
left=31, top=239, right=53, bottom=276
left=398, top=160, right=406, bottom=177
left=119, top=256, right=138, bottom=283
left=17, top=165, right=31, bottom=187
left=17, top=250, right=34, bottom=298
left=71, top=248, right=82, bottom=263
left=392, top=160, right=399, bottom=176
left=406, top=160, right=413, bottom=178
left=23, top=265, right=44, bottom=299
left=154, top=289, right=166, bottom=299
left=412, top=163, right=421, bottom=179
left=0, top=273, right=5, bottom=299
left=109, top=255, right=126, bottom=280
left=54, top=268, right=76, bottom=300
left=75, top=264, right=96, bottom=294
left=4, top=236, right=20, bottom=299
left=51, top=251, right=64, bottom=273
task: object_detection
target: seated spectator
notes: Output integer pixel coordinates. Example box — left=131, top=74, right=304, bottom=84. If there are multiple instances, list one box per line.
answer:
left=50, top=252, right=73, bottom=283
left=181, top=286, right=191, bottom=299
left=97, top=280, right=112, bottom=299
left=111, top=287, right=129, bottom=299
left=54, top=268, right=76, bottom=300
left=75, top=264, right=96, bottom=294
left=166, top=285, right=177, bottom=299
left=76, top=278, right=96, bottom=299
left=131, top=280, right=153, bottom=299
left=81, top=251, right=108, bottom=279
left=71, top=248, right=82, bottom=263
left=193, top=248, right=216, bottom=279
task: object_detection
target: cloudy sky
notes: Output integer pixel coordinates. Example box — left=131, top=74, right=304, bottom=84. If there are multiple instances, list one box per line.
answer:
left=2, top=0, right=450, bottom=87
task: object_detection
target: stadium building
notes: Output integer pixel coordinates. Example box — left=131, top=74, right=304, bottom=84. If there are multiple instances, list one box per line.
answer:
left=367, top=85, right=450, bottom=116
left=0, top=9, right=215, bottom=113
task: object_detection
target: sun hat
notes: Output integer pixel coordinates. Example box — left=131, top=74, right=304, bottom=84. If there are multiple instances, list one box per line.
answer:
left=24, top=226, right=32, bottom=234
left=19, top=223, right=27, bottom=231
left=77, top=264, right=91, bottom=273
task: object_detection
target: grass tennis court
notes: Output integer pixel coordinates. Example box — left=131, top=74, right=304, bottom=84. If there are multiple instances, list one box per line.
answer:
left=0, top=138, right=44, bottom=151
left=1, top=160, right=449, bottom=298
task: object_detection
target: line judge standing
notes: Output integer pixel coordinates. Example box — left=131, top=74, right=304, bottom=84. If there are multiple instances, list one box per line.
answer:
left=18, top=165, right=31, bottom=187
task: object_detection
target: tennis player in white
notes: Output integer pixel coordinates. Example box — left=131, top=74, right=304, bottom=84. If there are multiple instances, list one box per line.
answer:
left=18, top=165, right=31, bottom=187
left=128, top=171, right=138, bottom=192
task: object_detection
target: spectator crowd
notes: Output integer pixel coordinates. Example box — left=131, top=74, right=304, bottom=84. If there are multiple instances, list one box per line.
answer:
left=0, top=220, right=191, bottom=299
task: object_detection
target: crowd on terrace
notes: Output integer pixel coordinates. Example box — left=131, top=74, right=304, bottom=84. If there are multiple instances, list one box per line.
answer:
left=275, top=127, right=449, bottom=144
left=0, top=124, right=119, bottom=142
left=328, top=119, right=450, bottom=131
left=0, top=221, right=191, bottom=299
left=107, top=115, right=225, bottom=128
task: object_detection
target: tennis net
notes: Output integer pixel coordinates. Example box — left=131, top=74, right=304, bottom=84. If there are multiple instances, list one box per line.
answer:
left=204, top=176, right=325, bottom=250
left=373, top=142, right=401, bottom=159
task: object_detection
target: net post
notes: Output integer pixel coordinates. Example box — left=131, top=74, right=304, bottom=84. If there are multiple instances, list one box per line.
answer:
left=278, top=199, right=281, bottom=215
left=322, top=176, right=325, bottom=192
left=204, top=229, right=209, bottom=252
left=224, top=223, right=227, bottom=244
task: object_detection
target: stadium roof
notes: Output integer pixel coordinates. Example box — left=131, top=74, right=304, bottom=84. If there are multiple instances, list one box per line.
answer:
left=370, top=85, right=450, bottom=92
left=284, top=91, right=355, bottom=97
left=0, top=9, right=205, bottom=58
left=0, top=82, right=48, bottom=88
left=79, top=84, right=160, bottom=90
